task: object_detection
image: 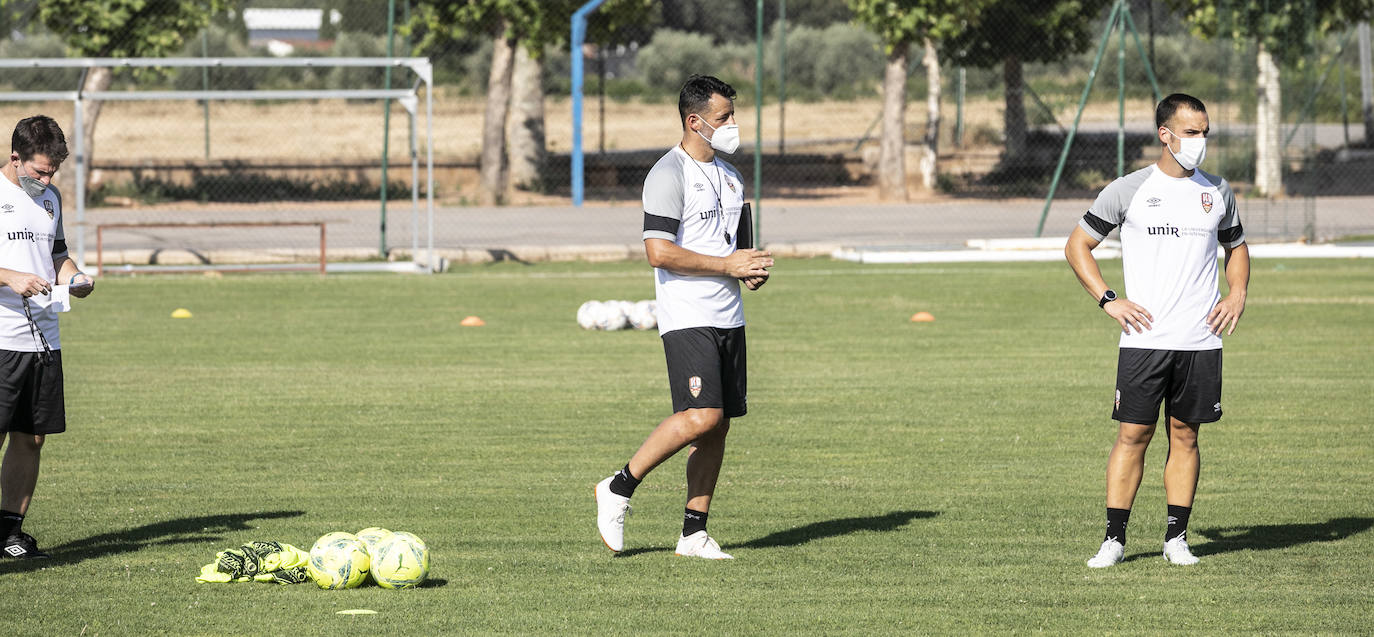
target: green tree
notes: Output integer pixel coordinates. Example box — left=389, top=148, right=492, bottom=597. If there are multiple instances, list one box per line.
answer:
left=848, top=0, right=985, bottom=200
left=1166, top=0, right=1373, bottom=195
left=0, top=0, right=226, bottom=196
left=946, top=0, right=1113, bottom=160
left=408, top=0, right=651, bottom=203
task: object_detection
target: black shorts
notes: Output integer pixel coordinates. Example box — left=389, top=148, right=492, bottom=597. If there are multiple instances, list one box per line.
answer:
left=661, top=326, right=747, bottom=418
left=1113, top=348, right=1221, bottom=426
left=0, top=349, right=65, bottom=435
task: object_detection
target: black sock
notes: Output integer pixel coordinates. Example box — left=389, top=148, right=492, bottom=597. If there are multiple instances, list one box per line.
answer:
left=1105, top=507, right=1130, bottom=545
left=1165, top=505, right=1191, bottom=542
left=0, top=510, right=22, bottom=539
left=608, top=464, right=641, bottom=498
left=682, top=508, right=708, bottom=537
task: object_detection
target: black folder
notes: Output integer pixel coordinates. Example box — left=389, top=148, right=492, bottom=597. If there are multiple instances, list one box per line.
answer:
left=735, top=203, right=753, bottom=249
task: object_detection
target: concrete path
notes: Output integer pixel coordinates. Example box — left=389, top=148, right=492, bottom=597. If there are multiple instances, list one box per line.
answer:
left=82, top=194, right=1373, bottom=265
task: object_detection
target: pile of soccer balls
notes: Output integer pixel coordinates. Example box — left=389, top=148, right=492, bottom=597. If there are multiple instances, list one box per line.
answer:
left=577, top=299, right=657, bottom=331
left=307, top=527, right=430, bottom=590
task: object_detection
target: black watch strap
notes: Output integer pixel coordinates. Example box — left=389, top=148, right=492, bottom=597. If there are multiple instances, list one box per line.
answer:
left=1098, top=289, right=1117, bottom=308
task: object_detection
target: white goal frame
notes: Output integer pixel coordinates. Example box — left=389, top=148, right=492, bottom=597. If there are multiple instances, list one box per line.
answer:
left=0, top=57, right=437, bottom=273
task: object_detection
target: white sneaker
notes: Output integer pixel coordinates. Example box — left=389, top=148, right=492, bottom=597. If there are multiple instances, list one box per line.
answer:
left=675, top=530, right=733, bottom=560
left=595, top=476, right=631, bottom=552
left=1087, top=538, right=1125, bottom=568
left=1163, top=534, right=1200, bottom=565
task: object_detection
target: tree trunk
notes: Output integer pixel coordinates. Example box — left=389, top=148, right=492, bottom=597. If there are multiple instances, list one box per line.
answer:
left=1255, top=43, right=1282, bottom=196
left=919, top=38, right=940, bottom=191
left=73, top=67, right=113, bottom=199
left=878, top=44, right=908, bottom=202
left=1003, top=55, right=1026, bottom=159
left=480, top=28, right=517, bottom=206
left=507, top=44, right=547, bottom=193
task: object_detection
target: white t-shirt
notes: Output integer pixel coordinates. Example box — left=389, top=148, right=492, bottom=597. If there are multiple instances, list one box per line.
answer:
left=641, top=145, right=746, bottom=335
left=1080, top=164, right=1246, bottom=351
left=0, top=176, right=67, bottom=351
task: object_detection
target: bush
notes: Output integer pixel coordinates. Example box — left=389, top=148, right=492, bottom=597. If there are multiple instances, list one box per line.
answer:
left=0, top=34, right=82, bottom=91
left=766, top=23, right=882, bottom=101
left=633, top=30, right=727, bottom=94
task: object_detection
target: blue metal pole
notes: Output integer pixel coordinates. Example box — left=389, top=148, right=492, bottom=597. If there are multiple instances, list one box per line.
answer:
left=571, top=0, right=609, bottom=207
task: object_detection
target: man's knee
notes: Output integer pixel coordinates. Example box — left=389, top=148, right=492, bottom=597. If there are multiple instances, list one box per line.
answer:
left=679, top=408, right=726, bottom=439
left=1168, top=418, right=1200, bottom=447
left=6, top=433, right=44, bottom=453
left=1116, top=422, right=1155, bottom=447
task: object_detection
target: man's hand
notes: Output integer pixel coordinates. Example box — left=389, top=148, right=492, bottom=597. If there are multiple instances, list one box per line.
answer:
left=1206, top=293, right=1245, bottom=335
left=1104, top=298, right=1153, bottom=334
left=723, top=249, right=772, bottom=280
left=743, top=273, right=769, bottom=290
left=1, top=271, right=51, bottom=298
left=70, top=272, right=95, bottom=298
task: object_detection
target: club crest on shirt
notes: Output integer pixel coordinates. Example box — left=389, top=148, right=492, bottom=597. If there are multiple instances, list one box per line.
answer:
left=43, top=200, right=53, bottom=219
left=726, top=180, right=736, bottom=193
left=689, top=376, right=702, bottom=398
left=1200, top=192, right=1213, bottom=214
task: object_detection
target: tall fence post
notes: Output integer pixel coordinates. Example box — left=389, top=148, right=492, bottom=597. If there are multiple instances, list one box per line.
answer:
left=571, top=0, right=609, bottom=207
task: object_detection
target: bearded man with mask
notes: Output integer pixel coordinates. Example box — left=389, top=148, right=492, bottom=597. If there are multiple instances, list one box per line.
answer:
left=1065, top=93, right=1249, bottom=568
left=595, top=75, right=772, bottom=559
left=0, top=115, right=95, bottom=559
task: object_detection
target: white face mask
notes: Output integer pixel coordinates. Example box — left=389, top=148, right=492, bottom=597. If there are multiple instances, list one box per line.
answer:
left=1164, top=128, right=1206, bottom=170
left=695, top=117, right=740, bottom=155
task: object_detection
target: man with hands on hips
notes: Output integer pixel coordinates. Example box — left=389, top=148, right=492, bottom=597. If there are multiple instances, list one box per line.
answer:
left=1066, top=93, right=1248, bottom=569
left=0, top=115, right=95, bottom=559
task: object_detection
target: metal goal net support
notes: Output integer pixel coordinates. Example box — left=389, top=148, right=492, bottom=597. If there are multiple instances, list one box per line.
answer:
left=0, top=57, right=437, bottom=274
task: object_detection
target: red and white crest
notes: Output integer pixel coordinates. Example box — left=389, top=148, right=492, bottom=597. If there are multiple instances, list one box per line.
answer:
left=1200, top=192, right=1213, bottom=214
left=688, top=376, right=702, bottom=398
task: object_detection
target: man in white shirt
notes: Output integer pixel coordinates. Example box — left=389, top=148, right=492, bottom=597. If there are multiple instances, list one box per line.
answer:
left=0, top=116, right=95, bottom=559
left=1066, top=94, right=1249, bottom=568
left=596, top=75, right=772, bottom=559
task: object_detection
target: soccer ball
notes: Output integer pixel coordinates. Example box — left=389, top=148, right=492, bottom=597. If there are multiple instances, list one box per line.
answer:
left=355, top=527, right=393, bottom=557
left=576, top=300, right=603, bottom=330
left=307, top=532, right=371, bottom=590
left=628, top=300, right=657, bottom=330
left=595, top=300, right=630, bottom=331
left=371, top=531, right=430, bottom=590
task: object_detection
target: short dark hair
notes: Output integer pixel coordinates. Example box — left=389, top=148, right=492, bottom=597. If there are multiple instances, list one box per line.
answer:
left=12, top=115, right=68, bottom=165
left=1155, top=93, right=1206, bottom=130
left=678, top=75, right=736, bottom=127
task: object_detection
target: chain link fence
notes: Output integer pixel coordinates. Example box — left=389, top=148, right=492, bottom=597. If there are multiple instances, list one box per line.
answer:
left=0, top=1, right=1369, bottom=268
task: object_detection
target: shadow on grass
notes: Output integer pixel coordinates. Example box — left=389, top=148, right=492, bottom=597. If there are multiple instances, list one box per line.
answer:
left=1192, top=516, right=1374, bottom=556
left=615, top=510, right=939, bottom=558
left=1120, top=515, right=1373, bottom=563
left=0, top=510, right=304, bottom=574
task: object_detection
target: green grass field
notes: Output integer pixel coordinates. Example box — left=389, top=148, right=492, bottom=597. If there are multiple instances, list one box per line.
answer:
left=0, top=257, right=1370, bottom=635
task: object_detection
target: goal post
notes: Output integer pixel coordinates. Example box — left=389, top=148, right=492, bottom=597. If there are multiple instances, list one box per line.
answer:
left=0, top=57, right=438, bottom=273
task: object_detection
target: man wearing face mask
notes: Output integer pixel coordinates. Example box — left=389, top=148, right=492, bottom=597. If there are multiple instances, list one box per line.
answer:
left=0, top=115, right=95, bottom=559
left=595, top=75, right=772, bottom=559
left=1065, top=94, right=1249, bottom=568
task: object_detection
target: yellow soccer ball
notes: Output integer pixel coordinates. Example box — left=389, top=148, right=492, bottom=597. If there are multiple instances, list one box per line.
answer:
left=371, top=531, right=429, bottom=590
left=307, top=532, right=370, bottom=590
left=355, top=527, right=394, bottom=557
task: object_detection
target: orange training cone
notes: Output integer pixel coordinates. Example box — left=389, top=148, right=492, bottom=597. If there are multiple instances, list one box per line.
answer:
left=909, top=311, right=935, bottom=322
left=460, top=316, right=486, bottom=327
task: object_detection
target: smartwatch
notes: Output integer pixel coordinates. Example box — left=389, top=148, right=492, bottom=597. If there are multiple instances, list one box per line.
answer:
left=1098, top=289, right=1118, bottom=308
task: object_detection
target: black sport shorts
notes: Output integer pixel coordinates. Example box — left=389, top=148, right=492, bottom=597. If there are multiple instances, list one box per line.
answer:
left=1113, top=348, right=1221, bottom=426
left=0, top=349, right=66, bottom=435
left=661, top=326, right=747, bottom=418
